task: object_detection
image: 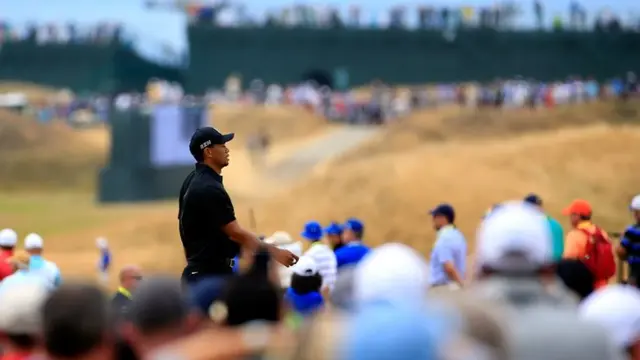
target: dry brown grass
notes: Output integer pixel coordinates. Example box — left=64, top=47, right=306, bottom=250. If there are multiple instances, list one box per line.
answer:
left=344, top=101, right=640, bottom=161
left=0, top=82, right=62, bottom=104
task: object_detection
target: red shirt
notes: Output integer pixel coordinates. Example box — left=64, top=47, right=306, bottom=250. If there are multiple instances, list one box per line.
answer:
left=0, top=248, right=14, bottom=280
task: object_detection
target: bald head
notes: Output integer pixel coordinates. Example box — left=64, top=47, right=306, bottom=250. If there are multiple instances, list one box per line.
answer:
left=119, top=265, right=143, bottom=292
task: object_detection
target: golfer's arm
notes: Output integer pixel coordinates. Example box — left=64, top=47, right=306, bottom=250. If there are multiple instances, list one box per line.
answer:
left=222, top=220, right=278, bottom=254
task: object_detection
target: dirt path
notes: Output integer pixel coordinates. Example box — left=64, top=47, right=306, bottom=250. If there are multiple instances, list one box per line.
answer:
left=223, top=125, right=382, bottom=198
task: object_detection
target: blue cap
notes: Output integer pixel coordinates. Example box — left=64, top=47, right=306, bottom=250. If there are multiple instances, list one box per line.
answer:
left=342, top=303, right=456, bottom=360
left=189, top=276, right=228, bottom=316
left=324, top=222, right=344, bottom=236
left=344, top=218, right=364, bottom=233
left=430, top=204, right=455, bottom=223
left=523, top=193, right=543, bottom=206
left=301, top=221, right=324, bottom=241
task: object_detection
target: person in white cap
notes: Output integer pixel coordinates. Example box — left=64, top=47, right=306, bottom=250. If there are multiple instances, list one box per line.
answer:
left=24, top=233, right=61, bottom=288
left=580, top=285, right=640, bottom=359
left=472, top=201, right=622, bottom=360
left=264, top=231, right=303, bottom=289
left=0, top=228, right=18, bottom=281
left=353, top=242, right=430, bottom=307
left=0, top=282, right=50, bottom=360
left=617, top=195, right=640, bottom=287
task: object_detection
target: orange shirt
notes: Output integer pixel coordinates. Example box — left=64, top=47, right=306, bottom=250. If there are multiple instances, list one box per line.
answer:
left=563, top=221, right=609, bottom=289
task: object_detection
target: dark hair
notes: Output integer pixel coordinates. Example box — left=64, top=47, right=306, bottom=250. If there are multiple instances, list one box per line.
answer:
left=43, top=283, right=112, bottom=358
left=6, top=334, right=37, bottom=349
left=220, top=248, right=281, bottom=326
left=580, top=214, right=592, bottom=221
left=290, top=273, right=323, bottom=295
left=0, top=245, right=13, bottom=251
left=354, top=229, right=364, bottom=239
left=128, top=277, right=189, bottom=336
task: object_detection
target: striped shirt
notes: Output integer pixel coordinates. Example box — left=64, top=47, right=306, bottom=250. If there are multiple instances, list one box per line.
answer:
left=304, top=243, right=337, bottom=291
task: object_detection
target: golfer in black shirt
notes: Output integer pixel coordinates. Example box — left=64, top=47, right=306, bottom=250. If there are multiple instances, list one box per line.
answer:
left=179, top=127, right=298, bottom=284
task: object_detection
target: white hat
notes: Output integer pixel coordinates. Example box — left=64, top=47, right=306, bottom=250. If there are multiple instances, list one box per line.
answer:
left=264, top=231, right=295, bottom=246
left=631, top=195, right=640, bottom=211
left=96, top=237, right=109, bottom=249
left=475, top=201, right=552, bottom=272
left=580, top=285, right=640, bottom=348
left=354, top=242, right=429, bottom=307
left=0, top=282, right=50, bottom=334
left=291, top=256, right=319, bottom=277
left=0, top=228, right=18, bottom=247
left=24, top=233, right=44, bottom=250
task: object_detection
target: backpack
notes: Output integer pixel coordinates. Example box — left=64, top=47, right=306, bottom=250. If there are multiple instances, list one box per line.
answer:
left=580, top=227, right=616, bottom=281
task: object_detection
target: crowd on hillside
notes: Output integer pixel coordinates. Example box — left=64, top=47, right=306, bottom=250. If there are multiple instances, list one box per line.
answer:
left=1, top=193, right=640, bottom=359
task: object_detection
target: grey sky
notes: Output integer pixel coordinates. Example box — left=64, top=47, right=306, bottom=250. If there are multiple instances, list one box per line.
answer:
left=1, top=0, right=636, bottom=52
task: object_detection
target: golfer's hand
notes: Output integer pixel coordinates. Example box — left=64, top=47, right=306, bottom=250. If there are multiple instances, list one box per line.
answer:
left=273, top=248, right=299, bottom=267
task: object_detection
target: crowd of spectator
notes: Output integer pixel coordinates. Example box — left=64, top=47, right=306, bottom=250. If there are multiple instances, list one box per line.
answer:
left=1, top=194, right=640, bottom=359
left=181, top=0, right=638, bottom=32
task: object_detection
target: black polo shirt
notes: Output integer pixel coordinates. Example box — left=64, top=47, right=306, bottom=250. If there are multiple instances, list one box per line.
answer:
left=178, top=163, right=239, bottom=274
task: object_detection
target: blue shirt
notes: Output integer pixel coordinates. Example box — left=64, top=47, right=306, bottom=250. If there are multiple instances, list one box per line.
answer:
left=428, top=226, right=467, bottom=286
left=29, top=255, right=62, bottom=288
left=335, top=241, right=370, bottom=268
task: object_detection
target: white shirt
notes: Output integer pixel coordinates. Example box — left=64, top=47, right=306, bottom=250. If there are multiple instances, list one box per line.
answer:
left=303, top=243, right=337, bottom=291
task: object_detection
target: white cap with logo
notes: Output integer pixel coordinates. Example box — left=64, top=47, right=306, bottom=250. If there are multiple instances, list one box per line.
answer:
left=631, top=195, right=640, bottom=211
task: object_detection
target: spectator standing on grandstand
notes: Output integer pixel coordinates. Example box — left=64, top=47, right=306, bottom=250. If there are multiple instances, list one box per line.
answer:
left=324, top=222, right=344, bottom=252
left=111, top=265, right=143, bottom=317
left=43, top=283, right=115, bottom=360
left=0, top=283, right=50, bottom=360
left=24, top=233, right=61, bottom=288
left=121, top=277, right=199, bottom=359
left=560, top=199, right=616, bottom=298
left=616, top=195, right=640, bottom=286
left=428, top=204, right=466, bottom=291
left=301, top=221, right=337, bottom=291
left=524, top=194, right=565, bottom=261
left=335, top=218, right=370, bottom=269
left=472, top=202, right=620, bottom=360
left=179, top=127, right=297, bottom=284
left=579, top=285, right=640, bottom=360
left=0, top=228, right=17, bottom=281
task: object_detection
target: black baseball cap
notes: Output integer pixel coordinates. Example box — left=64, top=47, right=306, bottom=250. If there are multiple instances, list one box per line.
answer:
left=189, top=127, right=235, bottom=160
left=430, top=203, right=455, bottom=223
left=523, top=193, right=543, bottom=206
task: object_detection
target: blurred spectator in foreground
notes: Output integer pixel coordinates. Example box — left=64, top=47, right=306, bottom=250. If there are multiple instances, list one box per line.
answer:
left=112, top=265, right=143, bottom=317
left=579, top=285, right=640, bottom=360
left=472, top=202, right=619, bottom=360
left=43, top=283, right=115, bottom=360
left=354, top=242, right=429, bottom=307
left=24, top=233, right=62, bottom=288
left=0, top=283, right=49, bottom=360
left=121, top=277, right=199, bottom=359
left=0, top=228, right=18, bottom=281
